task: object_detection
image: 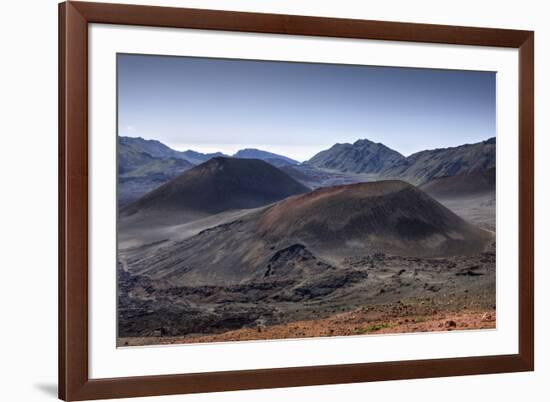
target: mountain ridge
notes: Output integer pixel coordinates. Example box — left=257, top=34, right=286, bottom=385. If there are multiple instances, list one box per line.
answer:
left=118, top=137, right=195, bottom=205
left=305, top=138, right=406, bottom=174
left=118, top=135, right=496, bottom=204
left=233, top=148, right=299, bottom=167
left=304, top=136, right=495, bottom=186
left=381, top=137, right=495, bottom=185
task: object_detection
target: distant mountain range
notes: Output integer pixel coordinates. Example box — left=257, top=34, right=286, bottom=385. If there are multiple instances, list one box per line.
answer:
left=118, top=137, right=302, bottom=205
left=119, top=136, right=228, bottom=165
left=119, top=136, right=298, bottom=166
left=177, top=150, right=229, bottom=165
left=118, top=137, right=195, bottom=206
left=118, top=135, right=496, bottom=205
left=306, top=137, right=496, bottom=185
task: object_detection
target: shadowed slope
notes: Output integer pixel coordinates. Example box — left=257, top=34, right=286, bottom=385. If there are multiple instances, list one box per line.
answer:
left=419, top=168, right=495, bottom=199
left=382, top=138, right=496, bottom=185
left=257, top=180, right=491, bottom=257
left=123, top=181, right=492, bottom=286
left=419, top=168, right=496, bottom=231
left=121, top=157, right=310, bottom=217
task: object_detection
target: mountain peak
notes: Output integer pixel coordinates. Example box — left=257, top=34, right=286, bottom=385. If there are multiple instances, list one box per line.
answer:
left=235, top=147, right=259, bottom=153
left=306, top=139, right=405, bottom=174
left=352, top=138, right=377, bottom=146
left=256, top=179, right=491, bottom=258
left=122, top=157, right=309, bottom=217
left=233, top=148, right=299, bottom=166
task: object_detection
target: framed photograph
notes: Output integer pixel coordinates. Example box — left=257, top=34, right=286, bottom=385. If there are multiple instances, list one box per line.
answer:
left=59, top=1, right=534, bottom=400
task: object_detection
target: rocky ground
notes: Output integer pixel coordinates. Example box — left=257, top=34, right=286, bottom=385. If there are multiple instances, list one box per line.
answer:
left=117, top=174, right=497, bottom=346
left=119, top=305, right=496, bottom=346
left=117, top=242, right=495, bottom=344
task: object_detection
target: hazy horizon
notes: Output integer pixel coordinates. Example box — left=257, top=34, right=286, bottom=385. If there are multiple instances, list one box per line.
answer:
left=118, top=54, right=496, bottom=162
left=120, top=133, right=495, bottom=162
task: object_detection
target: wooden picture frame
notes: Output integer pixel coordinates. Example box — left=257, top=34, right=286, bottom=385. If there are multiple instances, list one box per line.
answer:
left=59, top=1, right=534, bottom=400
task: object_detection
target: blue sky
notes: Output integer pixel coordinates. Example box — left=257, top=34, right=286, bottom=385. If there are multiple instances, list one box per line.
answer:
left=118, top=54, right=496, bottom=162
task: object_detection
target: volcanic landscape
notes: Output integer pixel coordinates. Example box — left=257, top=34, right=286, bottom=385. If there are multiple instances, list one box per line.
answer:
left=117, top=137, right=496, bottom=346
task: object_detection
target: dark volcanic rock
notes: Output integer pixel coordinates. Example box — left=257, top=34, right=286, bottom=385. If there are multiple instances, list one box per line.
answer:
left=122, top=181, right=492, bottom=288
left=264, top=244, right=334, bottom=278
left=121, top=157, right=310, bottom=216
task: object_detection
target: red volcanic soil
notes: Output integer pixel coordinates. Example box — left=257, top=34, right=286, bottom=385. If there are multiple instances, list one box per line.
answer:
left=258, top=180, right=408, bottom=230
left=119, top=305, right=496, bottom=347
left=256, top=180, right=492, bottom=258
